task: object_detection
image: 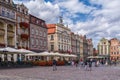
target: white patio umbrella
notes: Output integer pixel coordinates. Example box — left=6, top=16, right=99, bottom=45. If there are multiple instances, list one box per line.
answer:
left=18, top=49, right=35, bottom=54
left=62, top=54, right=77, bottom=58
left=54, top=52, right=63, bottom=56
left=69, top=54, right=77, bottom=58
left=0, top=47, right=20, bottom=62
left=25, top=51, right=49, bottom=56
left=0, top=47, right=19, bottom=53
left=26, top=52, right=62, bottom=56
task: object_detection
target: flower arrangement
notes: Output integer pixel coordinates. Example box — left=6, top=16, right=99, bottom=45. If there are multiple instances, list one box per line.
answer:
left=38, top=61, right=47, bottom=66
left=47, top=60, right=53, bottom=66
left=57, top=61, right=65, bottom=66
left=0, top=43, right=5, bottom=47
left=21, top=34, right=29, bottom=39
left=31, top=60, right=65, bottom=66
left=20, top=22, right=29, bottom=28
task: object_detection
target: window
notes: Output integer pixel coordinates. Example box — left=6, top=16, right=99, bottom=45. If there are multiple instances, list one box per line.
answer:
left=11, top=11, right=15, bottom=19
left=58, top=35, right=60, bottom=41
left=31, top=29, right=34, bottom=34
left=7, top=12, right=10, bottom=18
left=58, top=45, right=60, bottom=50
left=51, top=45, right=54, bottom=51
left=2, top=10, right=5, bottom=16
left=36, top=39, right=38, bottom=45
left=40, top=31, right=42, bottom=36
left=22, top=18, right=24, bottom=22
left=44, top=41, right=46, bottom=46
left=51, top=35, right=54, bottom=40
left=36, top=30, right=38, bottom=35
left=31, top=39, right=34, bottom=45
left=40, top=40, right=42, bottom=46
left=44, top=31, right=46, bottom=37
left=17, top=16, right=21, bottom=22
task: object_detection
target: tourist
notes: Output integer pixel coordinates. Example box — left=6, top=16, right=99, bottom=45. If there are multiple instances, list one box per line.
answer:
left=88, top=59, right=92, bottom=71
left=84, top=60, right=88, bottom=71
left=71, top=60, right=74, bottom=66
left=114, top=59, right=117, bottom=66
left=75, top=59, right=79, bottom=67
left=53, top=59, right=57, bottom=71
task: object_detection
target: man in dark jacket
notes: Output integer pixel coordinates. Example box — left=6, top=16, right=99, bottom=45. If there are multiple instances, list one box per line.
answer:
left=53, top=59, right=57, bottom=71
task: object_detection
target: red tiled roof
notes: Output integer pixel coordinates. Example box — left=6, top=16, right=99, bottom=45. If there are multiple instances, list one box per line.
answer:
left=47, top=24, right=56, bottom=28
left=48, top=28, right=56, bottom=34
left=47, top=24, right=56, bottom=34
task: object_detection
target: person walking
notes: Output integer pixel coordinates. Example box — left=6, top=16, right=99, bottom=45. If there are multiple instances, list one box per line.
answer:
left=53, top=59, right=57, bottom=71
left=75, top=59, right=79, bottom=67
left=114, top=59, right=117, bottom=66
left=84, top=60, right=88, bottom=71
left=88, top=59, right=92, bottom=71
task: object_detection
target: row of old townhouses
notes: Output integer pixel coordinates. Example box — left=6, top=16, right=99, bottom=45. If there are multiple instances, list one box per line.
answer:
left=98, top=38, right=120, bottom=61
left=47, top=18, right=93, bottom=60
left=0, top=0, right=93, bottom=61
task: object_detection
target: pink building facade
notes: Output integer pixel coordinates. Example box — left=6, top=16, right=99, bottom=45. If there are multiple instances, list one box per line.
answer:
left=29, top=15, right=48, bottom=52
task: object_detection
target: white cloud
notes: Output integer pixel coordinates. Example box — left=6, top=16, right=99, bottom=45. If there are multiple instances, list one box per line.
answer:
left=58, top=0, right=95, bottom=14
left=72, top=0, right=120, bottom=47
left=23, top=0, right=60, bottom=23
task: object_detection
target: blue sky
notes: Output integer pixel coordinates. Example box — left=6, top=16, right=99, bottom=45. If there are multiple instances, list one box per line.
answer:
left=13, top=0, right=120, bottom=48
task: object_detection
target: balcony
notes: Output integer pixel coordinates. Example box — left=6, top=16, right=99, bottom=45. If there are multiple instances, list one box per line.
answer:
left=21, top=34, right=29, bottom=39
left=20, top=22, right=29, bottom=28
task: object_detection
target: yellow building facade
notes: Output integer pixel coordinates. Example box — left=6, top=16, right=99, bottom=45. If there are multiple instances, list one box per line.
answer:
left=0, top=0, right=16, bottom=48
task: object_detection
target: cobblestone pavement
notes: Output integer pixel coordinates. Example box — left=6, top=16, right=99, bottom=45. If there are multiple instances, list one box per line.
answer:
left=0, top=65, right=120, bottom=80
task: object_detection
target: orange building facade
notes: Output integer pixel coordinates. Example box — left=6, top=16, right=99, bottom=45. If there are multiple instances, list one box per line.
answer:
left=110, top=38, right=120, bottom=61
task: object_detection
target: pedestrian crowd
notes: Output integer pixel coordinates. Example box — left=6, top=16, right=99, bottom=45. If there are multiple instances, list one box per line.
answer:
left=67, top=58, right=119, bottom=71
left=52, top=58, right=119, bottom=71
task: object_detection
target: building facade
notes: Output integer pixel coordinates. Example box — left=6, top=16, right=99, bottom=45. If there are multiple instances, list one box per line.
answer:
left=83, top=35, right=88, bottom=60
left=110, top=38, right=120, bottom=60
left=93, top=48, right=98, bottom=56
left=80, top=35, right=84, bottom=60
left=87, top=39, right=93, bottom=56
left=75, top=34, right=80, bottom=59
left=16, top=3, right=29, bottom=49
left=0, top=0, right=16, bottom=48
left=29, top=14, right=48, bottom=52
left=98, top=38, right=110, bottom=58
left=71, top=33, right=80, bottom=59
left=71, top=32, right=76, bottom=54
left=47, top=21, right=71, bottom=54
